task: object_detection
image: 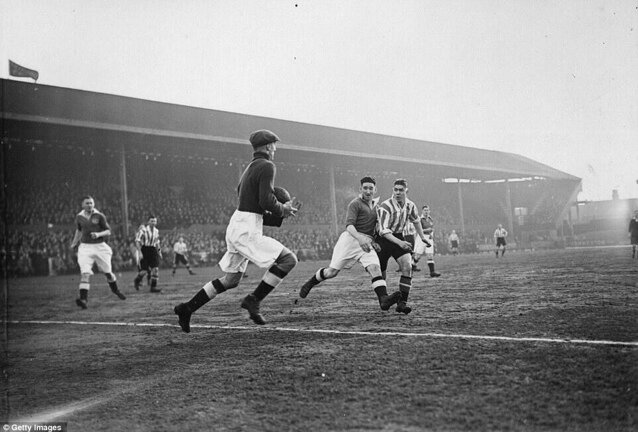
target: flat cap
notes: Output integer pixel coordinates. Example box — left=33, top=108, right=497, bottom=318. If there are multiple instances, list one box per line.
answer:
left=249, top=129, right=280, bottom=148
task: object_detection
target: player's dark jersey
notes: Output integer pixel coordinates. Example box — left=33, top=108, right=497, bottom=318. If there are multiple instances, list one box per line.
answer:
left=345, top=196, right=379, bottom=236
left=237, top=152, right=285, bottom=217
left=420, top=215, right=434, bottom=234
left=76, top=210, right=109, bottom=244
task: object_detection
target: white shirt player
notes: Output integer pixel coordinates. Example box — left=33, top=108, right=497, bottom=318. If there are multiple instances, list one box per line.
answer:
left=173, top=239, right=188, bottom=256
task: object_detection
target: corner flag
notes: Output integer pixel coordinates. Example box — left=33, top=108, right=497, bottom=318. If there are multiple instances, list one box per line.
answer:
left=9, top=60, right=39, bottom=81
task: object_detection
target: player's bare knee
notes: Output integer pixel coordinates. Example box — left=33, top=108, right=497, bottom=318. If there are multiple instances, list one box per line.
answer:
left=398, top=259, right=412, bottom=276
left=81, top=273, right=91, bottom=283
left=222, top=273, right=242, bottom=288
left=365, top=264, right=382, bottom=278
left=274, top=249, right=297, bottom=275
left=105, top=272, right=116, bottom=282
left=151, top=267, right=159, bottom=277
left=323, top=267, right=339, bottom=279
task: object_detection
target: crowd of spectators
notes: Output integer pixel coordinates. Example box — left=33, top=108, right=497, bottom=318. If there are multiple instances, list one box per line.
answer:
left=2, top=178, right=522, bottom=277
left=5, top=214, right=495, bottom=278
left=2, top=227, right=338, bottom=277
left=4, top=142, right=569, bottom=277
left=6, top=143, right=523, bottom=230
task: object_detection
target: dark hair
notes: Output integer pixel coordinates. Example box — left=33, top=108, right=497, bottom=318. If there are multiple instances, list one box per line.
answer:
left=422, top=205, right=429, bottom=209
left=148, top=214, right=157, bottom=221
left=394, top=179, right=407, bottom=188
left=360, top=176, right=376, bottom=185
left=81, top=195, right=94, bottom=202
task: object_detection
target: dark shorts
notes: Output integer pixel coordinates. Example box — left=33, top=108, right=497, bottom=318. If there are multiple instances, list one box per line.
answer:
left=140, top=246, right=160, bottom=270
left=174, top=253, right=188, bottom=265
left=375, top=234, right=411, bottom=272
left=496, top=237, right=507, bottom=247
left=450, top=240, right=458, bottom=248
left=404, top=234, right=415, bottom=249
left=631, top=235, right=638, bottom=246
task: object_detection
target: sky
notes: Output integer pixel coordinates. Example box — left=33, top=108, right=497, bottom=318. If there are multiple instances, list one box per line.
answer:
left=1, top=0, right=637, bottom=201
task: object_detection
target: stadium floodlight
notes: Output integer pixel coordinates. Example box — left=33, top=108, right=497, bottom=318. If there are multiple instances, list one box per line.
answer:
left=442, top=177, right=483, bottom=184
left=507, top=177, right=533, bottom=182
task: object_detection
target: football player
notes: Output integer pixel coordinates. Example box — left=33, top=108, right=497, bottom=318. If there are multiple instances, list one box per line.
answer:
left=174, top=129, right=299, bottom=331
left=299, top=176, right=401, bottom=311
left=413, top=205, right=441, bottom=277
left=70, top=195, right=126, bottom=308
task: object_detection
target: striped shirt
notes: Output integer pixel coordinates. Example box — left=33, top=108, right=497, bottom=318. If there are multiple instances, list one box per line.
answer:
left=403, top=220, right=416, bottom=236
left=136, top=225, right=160, bottom=248
left=377, top=197, right=420, bottom=236
left=494, top=227, right=508, bottom=238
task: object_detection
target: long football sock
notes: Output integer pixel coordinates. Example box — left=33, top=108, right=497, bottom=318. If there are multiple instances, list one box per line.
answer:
left=307, top=268, right=327, bottom=288
left=185, top=279, right=226, bottom=313
left=185, top=289, right=211, bottom=313
left=253, top=265, right=287, bottom=300
left=79, top=286, right=89, bottom=301
left=373, top=277, right=389, bottom=299
left=399, top=275, right=412, bottom=303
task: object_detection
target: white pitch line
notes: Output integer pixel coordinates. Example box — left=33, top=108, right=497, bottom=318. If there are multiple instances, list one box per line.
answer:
left=16, top=397, right=109, bottom=423
left=13, top=379, right=161, bottom=424
left=9, top=319, right=638, bottom=347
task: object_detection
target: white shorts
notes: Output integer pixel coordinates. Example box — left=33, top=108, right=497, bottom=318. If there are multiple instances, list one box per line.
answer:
left=78, top=242, right=113, bottom=274
left=414, top=234, right=434, bottom=256
left=329, top=231, right=380, bottom=270
left=219, top=211, right=285, bottom=273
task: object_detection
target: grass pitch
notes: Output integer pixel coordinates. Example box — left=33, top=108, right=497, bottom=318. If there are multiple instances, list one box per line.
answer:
left=2, top=248, right=637, bottom=431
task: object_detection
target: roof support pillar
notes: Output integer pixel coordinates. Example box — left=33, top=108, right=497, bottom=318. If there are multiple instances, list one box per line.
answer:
left=505, top=180, right=514, bottom=239
left=457, top=181, right=465, bottom=236
left=119, top=142, right=130, bottom=239
left=328, top=164, right=339, bottom=236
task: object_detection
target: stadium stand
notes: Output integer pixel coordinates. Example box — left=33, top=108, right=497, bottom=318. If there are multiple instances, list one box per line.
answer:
left=1, top=79, right=583, bottom=276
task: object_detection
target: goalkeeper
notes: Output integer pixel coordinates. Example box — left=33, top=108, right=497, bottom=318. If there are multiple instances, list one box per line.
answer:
left=174, top=129, right=299, bottom=330
left=298, top=176, right=401, bottom=311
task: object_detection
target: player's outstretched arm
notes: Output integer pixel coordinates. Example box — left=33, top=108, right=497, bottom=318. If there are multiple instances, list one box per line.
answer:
left=90, top=229, right=111, bottom=239
left=70, top=230, right=82, bottom=248
left=282, top=198, right=299, bottom=218
left=382, top=233, right=412, bottom=251
left=413, top=221, right=431, bottom=247
left=346, top=225, right=372, bottom=252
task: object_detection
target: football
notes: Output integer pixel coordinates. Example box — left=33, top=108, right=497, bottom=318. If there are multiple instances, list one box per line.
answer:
left=274, top=186, right=291, bottom=203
